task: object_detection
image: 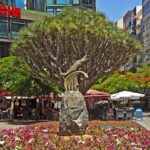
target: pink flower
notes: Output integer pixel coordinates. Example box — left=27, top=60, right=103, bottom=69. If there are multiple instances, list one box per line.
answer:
left=24, top=133, right=33, bottom=140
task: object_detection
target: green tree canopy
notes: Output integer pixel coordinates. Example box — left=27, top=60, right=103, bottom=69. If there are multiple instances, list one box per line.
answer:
left=11, top=8, right=141, bottom=94
left=0, top=56, right=61, bottom=96
left=93, top=67, right=150, bottom=94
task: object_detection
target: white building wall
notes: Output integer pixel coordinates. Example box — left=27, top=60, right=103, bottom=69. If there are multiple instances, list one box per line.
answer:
left=24, top=0, right=27, bottom=9
left=116, top=18, right=123, bottom=29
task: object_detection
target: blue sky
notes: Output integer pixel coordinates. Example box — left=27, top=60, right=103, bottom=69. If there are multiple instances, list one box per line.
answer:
left=96, top=0, right=142, bottom=22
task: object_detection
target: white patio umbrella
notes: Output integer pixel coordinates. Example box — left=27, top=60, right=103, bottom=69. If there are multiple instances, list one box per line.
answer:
left=110, top=91, right=145, bottom=101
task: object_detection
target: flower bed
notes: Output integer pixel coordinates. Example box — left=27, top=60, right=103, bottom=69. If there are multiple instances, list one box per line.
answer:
left=0, top=121, right=149, bottom=150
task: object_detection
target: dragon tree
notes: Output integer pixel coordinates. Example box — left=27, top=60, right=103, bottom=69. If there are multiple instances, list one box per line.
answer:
left=11, top=8, right=141, bottom=94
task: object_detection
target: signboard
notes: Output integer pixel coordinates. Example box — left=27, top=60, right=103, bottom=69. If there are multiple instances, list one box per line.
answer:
left=0, top=5, right=21, bottom=18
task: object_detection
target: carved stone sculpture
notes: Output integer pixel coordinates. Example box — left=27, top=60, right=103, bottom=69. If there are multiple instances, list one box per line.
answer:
left=60, top=54, right=88, bottom=91
left=59, top=54, right=89, bottom=135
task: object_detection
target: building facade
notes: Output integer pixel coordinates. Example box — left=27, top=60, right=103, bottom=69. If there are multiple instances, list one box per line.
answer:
left=123, top=6, right=142, bottom=36
left=122, top=6, right=142, bottom=71
left=0, top=0, right=96, bottom=58
left=0, top=4, right=48, bottom=58
left=46, top=0, right=96, bottom=14
left=0, top=0, right=96, bottom=13
left=142, top=0, right=150, bottom=65
left=134, top=9, right=142, bottom=40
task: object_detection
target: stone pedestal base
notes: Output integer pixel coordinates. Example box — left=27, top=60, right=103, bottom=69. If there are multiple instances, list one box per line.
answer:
left=59, top=91, right=88, bottom=136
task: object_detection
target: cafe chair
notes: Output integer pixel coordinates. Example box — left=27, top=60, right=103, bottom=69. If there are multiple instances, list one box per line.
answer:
left=126, top=110, right=133, bottom=120
left=116, top=109, right=124, bottom=120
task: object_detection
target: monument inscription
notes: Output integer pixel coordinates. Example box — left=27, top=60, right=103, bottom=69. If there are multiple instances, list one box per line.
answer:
left=67, top=97, right=78, bottom=108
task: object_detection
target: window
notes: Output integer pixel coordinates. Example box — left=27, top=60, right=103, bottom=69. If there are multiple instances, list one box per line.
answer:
left=73, top=0, right=79, bottom=4
left=34, top=0, right=41, bottom=11
left=56, top=8, right=62, bottom=13
left=46, top=0, right=53, bottom=5
left=142, top=0, right=146, bottom=4
left=124, top=18, right=131, bottom=28
left=143, top=1, right=150, bottom=17
left=82, top=0, right=93, bottom=5
left=46, top=8, right=55, bottom=14
left=56, top=0, right=70, bottom=5
left=0, top=45, right=9, bottom=58
left=0, top=18, right=8, bottom=37
left=15, top=0, right=24, bottom=8
left=11, top=19, right=25, bottom=38
left=0, top=0, right=7, bottom=5
left=0, top=0, right=15, bottom=6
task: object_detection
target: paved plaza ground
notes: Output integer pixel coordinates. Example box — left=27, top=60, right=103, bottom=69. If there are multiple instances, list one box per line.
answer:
left=0, top=120, right=38, bottom=131
left=136, top=112, right=150, bottom=130
left=137, top=116, right=150, bottom=130
left=0, top=112, right=150, bottom=131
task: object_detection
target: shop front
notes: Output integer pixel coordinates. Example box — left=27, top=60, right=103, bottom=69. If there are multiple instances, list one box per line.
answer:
left=0, top=93, right=60, bottom=121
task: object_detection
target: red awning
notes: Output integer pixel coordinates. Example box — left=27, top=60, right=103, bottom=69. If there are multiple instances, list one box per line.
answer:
left=0, top=90, right=12, bottom=97
left=85, top=89, right=110, bottom=100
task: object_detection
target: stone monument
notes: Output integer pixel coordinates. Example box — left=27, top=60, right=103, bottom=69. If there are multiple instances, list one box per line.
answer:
left=59, top=55, right=89, bottom=136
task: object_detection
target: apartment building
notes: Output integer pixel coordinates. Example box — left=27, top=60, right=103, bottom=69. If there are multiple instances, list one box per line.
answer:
left=123, top=6, right=142, bottom=36
left=121, top=6, right=142, bottom=71
left=135, top=9, right=143, bottom=40
left=142, top=0, right=150, bottom=65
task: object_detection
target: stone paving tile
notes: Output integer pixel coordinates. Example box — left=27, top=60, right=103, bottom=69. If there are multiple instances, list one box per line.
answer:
left=136, top=116, right=150, bottom=130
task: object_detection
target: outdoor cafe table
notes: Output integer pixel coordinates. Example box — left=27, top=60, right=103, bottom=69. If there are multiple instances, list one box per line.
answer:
left=114, top=107, right=134, bottom=120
